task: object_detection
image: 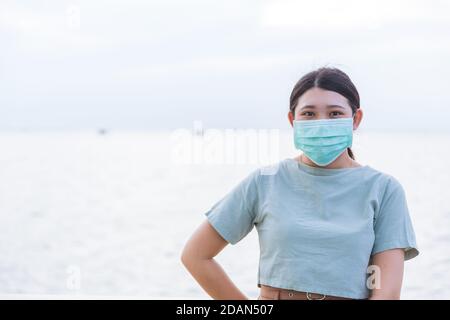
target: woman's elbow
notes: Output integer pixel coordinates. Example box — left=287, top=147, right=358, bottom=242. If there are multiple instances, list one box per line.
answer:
left=180, top=243, right=205, bottom=270
left=180, top=245, right=194, bottom=268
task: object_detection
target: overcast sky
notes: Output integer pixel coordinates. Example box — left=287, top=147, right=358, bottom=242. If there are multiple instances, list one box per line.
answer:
left=1, top=0, right=450, bottom=131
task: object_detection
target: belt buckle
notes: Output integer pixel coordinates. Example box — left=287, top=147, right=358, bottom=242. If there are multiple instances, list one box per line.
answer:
left=306, top=292, right=327, bottom=300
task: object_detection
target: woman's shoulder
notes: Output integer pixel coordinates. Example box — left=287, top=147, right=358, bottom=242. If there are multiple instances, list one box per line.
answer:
left=362, top=164, right=402, bottom=182
left=241, top=160, right=288, bottom=188
left=252, top=158, right=294, bottom=178
left=360, top=165, right=407, bottom=198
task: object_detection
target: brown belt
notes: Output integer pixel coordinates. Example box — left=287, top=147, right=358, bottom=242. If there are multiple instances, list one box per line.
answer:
left=258, top=285, right=354, bottom=300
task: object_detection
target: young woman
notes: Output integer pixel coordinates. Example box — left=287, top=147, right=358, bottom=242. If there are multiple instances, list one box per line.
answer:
left=181, top=67, right=419, bottom=300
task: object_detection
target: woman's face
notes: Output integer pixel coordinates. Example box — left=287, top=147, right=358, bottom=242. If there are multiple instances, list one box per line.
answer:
left=288, top=87, right=363, bottom=129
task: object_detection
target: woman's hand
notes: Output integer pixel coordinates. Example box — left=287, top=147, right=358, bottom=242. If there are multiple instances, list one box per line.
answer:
left=181, top=219, right=249, bottom=300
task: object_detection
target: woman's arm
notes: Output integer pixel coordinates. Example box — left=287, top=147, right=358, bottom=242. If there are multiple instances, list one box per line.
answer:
left=181, top=220, right=249, bottom=300
left=368, top=248, right=405, bottom=300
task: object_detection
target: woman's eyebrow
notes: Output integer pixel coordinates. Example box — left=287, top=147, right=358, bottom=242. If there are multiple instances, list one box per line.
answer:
left=299, top=104, right=346, bottom=110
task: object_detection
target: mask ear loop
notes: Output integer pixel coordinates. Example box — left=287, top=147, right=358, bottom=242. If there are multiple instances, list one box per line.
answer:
left=351, top=111, right=357, bottom=130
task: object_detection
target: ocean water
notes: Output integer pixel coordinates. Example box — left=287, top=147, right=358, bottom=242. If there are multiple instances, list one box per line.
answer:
left=0, top=130, right=449, bottom=299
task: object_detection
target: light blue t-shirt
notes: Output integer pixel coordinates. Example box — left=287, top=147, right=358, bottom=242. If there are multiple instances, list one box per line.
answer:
left=204, top=158, right=419, bottom=299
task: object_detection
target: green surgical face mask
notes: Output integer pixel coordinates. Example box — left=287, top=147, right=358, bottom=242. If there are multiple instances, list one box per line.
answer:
left=293, top=116, right=354, bottom=166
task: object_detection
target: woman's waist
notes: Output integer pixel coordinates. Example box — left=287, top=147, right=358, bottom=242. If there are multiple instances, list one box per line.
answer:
left=258, top=284, right=356, bottom=300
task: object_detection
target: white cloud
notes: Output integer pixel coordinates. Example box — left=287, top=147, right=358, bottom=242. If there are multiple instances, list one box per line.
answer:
left=259, top=0, right=450, bottom=30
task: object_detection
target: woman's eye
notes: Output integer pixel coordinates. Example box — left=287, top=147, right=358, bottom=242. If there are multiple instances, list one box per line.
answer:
left=330, top=111, right=343, bottom=117
left=301, top=112, right=314, bottom=116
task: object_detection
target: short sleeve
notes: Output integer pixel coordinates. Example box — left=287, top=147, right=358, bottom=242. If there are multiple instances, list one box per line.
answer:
left=371, top=176, right=419, bottom=260
left=204, top=169, right=260, bottom=245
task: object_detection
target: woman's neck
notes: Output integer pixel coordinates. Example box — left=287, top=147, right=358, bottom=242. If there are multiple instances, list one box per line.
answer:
left=296, top=152, right=362, bottom=169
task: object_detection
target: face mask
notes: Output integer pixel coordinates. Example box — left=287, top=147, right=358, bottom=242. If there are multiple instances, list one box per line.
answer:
left=293, top=117, right=354, bottom=166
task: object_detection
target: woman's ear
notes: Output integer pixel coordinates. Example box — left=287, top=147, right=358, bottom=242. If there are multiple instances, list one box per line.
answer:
left=288, top=111, right=294, bottom=127
left=353, top=108, right=363, bottom=130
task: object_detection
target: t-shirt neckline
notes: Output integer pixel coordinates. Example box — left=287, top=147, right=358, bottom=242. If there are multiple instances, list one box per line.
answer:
left=285, top=158, right=370, bottom=176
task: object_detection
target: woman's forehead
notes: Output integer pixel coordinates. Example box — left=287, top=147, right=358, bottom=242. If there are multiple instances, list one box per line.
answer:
left=297, top=87, right=351, bottom=110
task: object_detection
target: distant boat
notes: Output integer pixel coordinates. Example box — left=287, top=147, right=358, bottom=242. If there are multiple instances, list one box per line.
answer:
left=97, top=128, right=108, bottom=135
left=193, top=128, right=204, bottom=136
left=193, top=121, right=204, bottom=136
